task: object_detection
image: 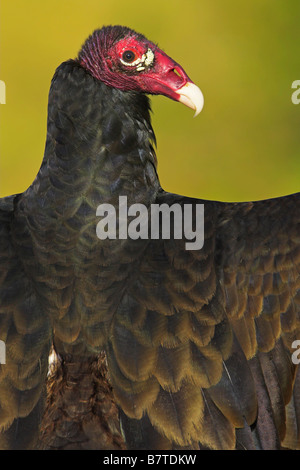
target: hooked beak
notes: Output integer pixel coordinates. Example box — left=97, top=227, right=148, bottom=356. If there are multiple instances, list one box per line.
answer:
left=175, top=81, right=204, bottom=117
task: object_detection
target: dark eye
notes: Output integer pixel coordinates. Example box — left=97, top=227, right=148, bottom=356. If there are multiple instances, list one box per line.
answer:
left=122, top=50, right=136, bottom=63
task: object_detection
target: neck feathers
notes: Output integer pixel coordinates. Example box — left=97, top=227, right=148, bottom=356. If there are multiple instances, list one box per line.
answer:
left=26, top=60, right=159, bottom=214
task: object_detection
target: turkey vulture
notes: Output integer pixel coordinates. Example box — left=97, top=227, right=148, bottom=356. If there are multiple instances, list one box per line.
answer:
left=0, top=25, right=299, bottom=450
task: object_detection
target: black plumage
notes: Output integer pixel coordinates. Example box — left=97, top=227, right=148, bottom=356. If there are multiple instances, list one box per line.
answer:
left=0, top=25, right=299, bottom=450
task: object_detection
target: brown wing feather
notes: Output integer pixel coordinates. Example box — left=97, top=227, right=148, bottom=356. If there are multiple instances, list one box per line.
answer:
left=107, top=191, right=300, bottom=449
left=0, top=196, right=52, bottom=449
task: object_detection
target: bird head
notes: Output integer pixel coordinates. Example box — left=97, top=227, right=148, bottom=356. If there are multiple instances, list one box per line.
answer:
left=78, top=25, right=204, bottom=116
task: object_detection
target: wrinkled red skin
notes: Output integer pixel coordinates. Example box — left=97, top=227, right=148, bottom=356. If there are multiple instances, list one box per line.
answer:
left=78, top=29, right=193, bottom=103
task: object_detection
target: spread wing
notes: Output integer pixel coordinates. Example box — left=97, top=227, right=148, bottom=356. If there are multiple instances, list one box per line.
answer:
left=106, top=190, right=300, bottom=450
left=0, top=195, right=52, bottom=449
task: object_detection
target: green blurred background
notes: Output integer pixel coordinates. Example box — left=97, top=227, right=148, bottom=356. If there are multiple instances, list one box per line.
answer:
left=0, top=0, right=299, bottom=201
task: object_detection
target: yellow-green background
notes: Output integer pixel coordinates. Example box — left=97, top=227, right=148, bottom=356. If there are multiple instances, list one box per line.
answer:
left=0, top=0, right=299, bottom=201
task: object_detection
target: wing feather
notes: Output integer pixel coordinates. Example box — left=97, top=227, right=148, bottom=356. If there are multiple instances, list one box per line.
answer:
left=0, top=196, right=52, bottom=449
left=107, top=191, right=300, bottom=449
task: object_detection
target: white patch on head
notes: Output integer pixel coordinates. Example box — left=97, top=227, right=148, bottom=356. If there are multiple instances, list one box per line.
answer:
left=144, top=48, right=154, bottom=67
left=120, top=48, right=154, bottom=71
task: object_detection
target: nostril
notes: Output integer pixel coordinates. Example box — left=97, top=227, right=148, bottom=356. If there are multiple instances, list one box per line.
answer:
left=173, top=68, right=182, bottom=78
left=165, top=67, right=186, bottom=87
